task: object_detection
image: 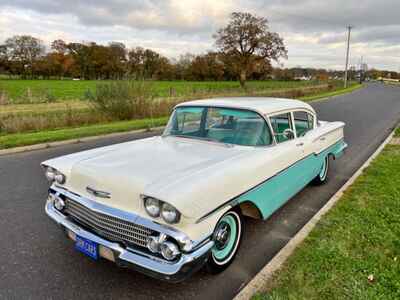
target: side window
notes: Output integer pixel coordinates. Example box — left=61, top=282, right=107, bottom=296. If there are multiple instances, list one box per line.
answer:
left=269, top=113, right=294, bottom=143
left=293, top=111, right=314, bottom=137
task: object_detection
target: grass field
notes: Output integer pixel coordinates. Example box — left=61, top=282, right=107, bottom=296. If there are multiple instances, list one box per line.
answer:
left=0, top=79, right=320, bottom=103
left=253, top=143, right=400, bottom=299
left=0, top=82, right=362, bottom=149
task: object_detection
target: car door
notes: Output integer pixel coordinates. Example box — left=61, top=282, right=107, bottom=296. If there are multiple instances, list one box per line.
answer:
left=265, top=112, right=306, bottom=211
left=292, top=110, right=320, bottom=183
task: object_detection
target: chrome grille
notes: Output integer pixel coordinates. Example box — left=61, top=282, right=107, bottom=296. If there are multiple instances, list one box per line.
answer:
left=64, top=198, right=154, bottom=248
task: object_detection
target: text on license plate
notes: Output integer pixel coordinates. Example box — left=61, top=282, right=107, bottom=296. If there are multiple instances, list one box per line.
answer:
left=75, top=235, right=98, bottom=260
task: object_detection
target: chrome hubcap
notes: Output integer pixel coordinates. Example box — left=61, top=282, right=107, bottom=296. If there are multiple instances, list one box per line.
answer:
left=215, top=223, right=231, bottom=250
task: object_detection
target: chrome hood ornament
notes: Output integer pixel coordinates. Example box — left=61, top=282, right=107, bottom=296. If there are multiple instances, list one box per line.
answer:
left=86, top=186, right=111, bottom=199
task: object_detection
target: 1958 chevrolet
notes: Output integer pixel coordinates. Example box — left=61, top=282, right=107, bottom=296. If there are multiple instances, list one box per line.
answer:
left=42, top=97, right=347, bottom=282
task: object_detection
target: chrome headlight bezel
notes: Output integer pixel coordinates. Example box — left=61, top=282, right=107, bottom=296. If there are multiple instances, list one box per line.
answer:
left=43, top=166, right=66, bottom=185
left=142, top=196, right=181, bottom=224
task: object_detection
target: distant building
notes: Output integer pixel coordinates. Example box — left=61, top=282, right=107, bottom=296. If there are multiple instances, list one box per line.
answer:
left=294, top=75, right=312, bottom=81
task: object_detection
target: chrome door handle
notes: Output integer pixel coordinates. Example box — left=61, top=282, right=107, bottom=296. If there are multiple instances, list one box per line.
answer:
left=320, top=137, right=326, bottom=141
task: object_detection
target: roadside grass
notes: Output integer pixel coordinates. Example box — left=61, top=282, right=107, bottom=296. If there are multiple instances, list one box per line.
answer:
left=253, top=144, right=400, bottom=300
left=395, top=127, right=400, bottom=137
left=300, top=83, right=363, bottom=101
left=0, top=79, right=318, bottom=103
left=0, top=117, right=168, bottom=149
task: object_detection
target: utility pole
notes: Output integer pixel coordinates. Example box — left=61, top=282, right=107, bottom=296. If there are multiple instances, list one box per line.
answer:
left=344, top=25, right=352, bottom=88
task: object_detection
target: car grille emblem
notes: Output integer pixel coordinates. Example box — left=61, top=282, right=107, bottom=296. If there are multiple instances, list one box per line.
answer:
left=86, top=186, right=111, bottom=198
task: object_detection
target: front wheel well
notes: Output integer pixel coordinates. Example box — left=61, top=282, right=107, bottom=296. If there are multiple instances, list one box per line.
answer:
left=238, top=201, right=262, bottom=219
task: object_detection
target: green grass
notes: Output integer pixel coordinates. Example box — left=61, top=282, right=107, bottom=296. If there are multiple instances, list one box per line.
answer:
left=253, top=144, right=400, bottom=300
left=300, top=83, right=362, bottom=101
left=0, top=79, right=320, bottom=103
left=395, top=127, right=400, bottom=137
left=0, top=117, right=168, bottom=149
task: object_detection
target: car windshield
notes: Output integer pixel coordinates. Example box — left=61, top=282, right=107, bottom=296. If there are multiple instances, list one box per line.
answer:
left=163, top=106, right=272, bottom=146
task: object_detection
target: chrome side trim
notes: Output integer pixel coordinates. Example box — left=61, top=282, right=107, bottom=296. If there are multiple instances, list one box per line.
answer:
left=195, top=138, right=346, bottom=223
left=50, top=186, right=204, bottom=252
left=45, top=199, right=214, bottom=282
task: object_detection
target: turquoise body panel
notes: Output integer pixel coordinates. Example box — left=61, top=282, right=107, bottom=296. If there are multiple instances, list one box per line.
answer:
left=237, top=139, right=347, bottom=219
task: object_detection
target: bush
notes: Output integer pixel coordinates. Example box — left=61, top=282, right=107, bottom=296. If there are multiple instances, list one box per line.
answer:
left=0, top=90, right=9, bottom=105
left=87, top=81, right=155, bottom=120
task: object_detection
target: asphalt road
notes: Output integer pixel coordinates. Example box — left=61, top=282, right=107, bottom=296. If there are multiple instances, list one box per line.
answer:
left=1, top=83, right=399, bottom=300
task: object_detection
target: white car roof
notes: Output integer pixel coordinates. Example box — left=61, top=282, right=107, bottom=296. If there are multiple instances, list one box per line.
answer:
left=176, top=97, right=315, bottom=116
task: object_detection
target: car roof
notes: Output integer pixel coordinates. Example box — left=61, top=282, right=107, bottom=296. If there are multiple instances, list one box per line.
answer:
left=175, top=97, right=315, bottom=116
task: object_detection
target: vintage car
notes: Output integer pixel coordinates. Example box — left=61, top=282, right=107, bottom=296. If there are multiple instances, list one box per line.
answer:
left=42, top=97, right=347, bottom=282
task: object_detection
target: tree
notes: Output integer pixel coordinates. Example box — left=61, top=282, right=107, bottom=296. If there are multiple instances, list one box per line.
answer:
left=108, top=42, right=127, bottom=79
left=190, top=52, right=225, bottom=81
left=213, top=12, right=287, bottom=87
left=50, top=39, right=74, bottom=78
left=128, top=47, right=172, bottom=80
left=4, top=35, right=45, bottom=78
left=67, top=42, right=92, bottom=79
left=0, top=44, right=8, bottom=74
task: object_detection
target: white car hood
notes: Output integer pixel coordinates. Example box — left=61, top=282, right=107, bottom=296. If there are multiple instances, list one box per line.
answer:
left=44, top=136, right=249, bottom=218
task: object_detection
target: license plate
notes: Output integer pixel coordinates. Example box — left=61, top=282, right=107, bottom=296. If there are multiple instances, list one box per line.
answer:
left=75, top=235, right=98, bottom=260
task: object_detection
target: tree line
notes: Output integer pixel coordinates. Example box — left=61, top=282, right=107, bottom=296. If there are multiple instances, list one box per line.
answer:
left=0, top=12, right=288, bottom=85
left=0, top=12, right=397, bottom=84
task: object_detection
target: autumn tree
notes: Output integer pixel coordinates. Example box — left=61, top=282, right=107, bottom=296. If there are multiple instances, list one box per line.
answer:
left=213, top=12, right=287, bottom=87
left=128, top=47, right=173, bottom=79
left=190, top=52, right=225, bottom=81
left=50, top=39, right=74, bottom=78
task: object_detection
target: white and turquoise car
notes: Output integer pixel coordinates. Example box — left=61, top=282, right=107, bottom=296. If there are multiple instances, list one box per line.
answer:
left=42, top=97, right=346, bottom=282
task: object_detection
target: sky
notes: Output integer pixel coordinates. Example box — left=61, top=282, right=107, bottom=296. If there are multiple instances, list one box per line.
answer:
left=0, top=0, right=399, bottom=71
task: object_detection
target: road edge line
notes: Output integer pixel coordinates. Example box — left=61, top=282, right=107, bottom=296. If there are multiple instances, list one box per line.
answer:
left=0, top=126, right=165, bottom=156
left=234, top=128, right=396, bottom=300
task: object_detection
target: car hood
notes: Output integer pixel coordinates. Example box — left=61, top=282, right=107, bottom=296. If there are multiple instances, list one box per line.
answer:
left=43, top=136, right=249, bottom=218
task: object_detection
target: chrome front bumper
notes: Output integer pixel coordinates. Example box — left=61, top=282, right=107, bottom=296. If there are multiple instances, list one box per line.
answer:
left=45, top=199, right=214, bottom=282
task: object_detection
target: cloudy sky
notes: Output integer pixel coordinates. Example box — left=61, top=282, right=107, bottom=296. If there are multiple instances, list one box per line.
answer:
left=0, top=0, right=399, bottom=71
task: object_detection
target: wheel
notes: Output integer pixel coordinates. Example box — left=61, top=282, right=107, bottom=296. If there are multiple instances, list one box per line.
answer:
left=206, top=209, right=243, bottom=274
left=312, top=155, right=330, bottom=185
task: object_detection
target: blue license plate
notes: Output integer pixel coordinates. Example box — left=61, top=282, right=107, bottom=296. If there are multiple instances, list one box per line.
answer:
left=75, top=235, right=98, bottom=260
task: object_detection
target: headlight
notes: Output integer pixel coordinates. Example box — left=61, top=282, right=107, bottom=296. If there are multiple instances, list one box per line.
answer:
left=161, top=202, right=181, bottom=224
left=55, top=173, right=66, bottom=184
left=45, top=168, right=56, bottom=182
left=144, top=197, right=161, bottom=217
left=44, top=166, right=66, bottom=184
left=143, top=196, right=181, bottom=224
